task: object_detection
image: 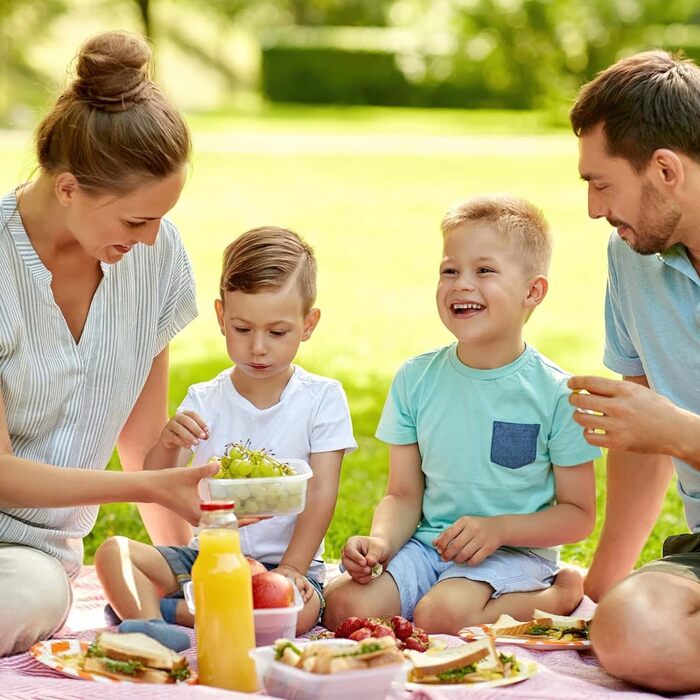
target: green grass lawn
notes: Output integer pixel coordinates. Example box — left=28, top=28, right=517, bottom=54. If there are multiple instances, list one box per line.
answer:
left=0, top=104, right=685, bottom=568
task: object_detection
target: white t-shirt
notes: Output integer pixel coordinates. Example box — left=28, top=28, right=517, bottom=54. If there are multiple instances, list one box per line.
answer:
left=181, top=365, right=357, bottom=582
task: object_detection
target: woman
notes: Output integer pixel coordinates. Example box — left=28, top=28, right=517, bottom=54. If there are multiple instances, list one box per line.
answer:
left=0, top=30, right=217, bottom=656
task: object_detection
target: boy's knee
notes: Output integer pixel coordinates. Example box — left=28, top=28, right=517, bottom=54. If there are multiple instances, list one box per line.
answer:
left=414, top=594, right=458, bottom=634
left=94, top=535, right=127, bottom=570
left=322, top=578, right=363, bottom=631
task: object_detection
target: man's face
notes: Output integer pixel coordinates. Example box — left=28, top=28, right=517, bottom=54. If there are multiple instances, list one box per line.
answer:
left=578, top=123, right=681, bottom=255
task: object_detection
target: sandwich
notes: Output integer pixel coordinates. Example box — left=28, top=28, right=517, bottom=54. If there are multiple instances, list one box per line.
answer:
left=274, top=636, right=404, bottom=674
left=81, top=632, right=190, bottom=683
left=406, top=637, right=519, bottom=684
left=490, top=610, right=591, bottom=640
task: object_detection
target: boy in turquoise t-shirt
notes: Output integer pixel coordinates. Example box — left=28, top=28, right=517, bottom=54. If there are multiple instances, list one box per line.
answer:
left=324, top=195, right=601, bottom=635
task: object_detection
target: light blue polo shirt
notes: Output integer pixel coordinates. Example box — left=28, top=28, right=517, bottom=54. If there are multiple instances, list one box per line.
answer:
left=604, top=232, right=700, bottom=533
left=376, top=344, right=601, bottom=561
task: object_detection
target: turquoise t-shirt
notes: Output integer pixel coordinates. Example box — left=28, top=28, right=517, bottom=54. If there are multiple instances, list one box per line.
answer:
left=376, top=344, right=601, bottom=561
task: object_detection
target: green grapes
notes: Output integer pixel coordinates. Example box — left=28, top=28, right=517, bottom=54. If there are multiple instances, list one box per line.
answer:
left=213, top=442, right=294, bottom=479
left=207, top=442, right=306, bottom=516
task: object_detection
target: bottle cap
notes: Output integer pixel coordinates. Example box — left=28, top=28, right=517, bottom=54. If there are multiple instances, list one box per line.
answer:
left=200, top=501, right=235, bottom=511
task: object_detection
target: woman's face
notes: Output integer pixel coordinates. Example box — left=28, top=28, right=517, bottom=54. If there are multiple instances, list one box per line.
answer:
left=60, top=167, right=187, bottom=263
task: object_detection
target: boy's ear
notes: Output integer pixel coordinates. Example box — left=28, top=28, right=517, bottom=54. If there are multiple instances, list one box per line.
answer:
left=54, top=172, right=79, bottom=206
left=214, top=298, right=226, bottom=336
left=524, top=275, right=548, bottom=309
left=301, top=307, right=321, bottom=341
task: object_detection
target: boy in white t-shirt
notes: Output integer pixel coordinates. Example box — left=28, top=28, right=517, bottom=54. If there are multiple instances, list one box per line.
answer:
left=95, top=227, right=357, bottom=644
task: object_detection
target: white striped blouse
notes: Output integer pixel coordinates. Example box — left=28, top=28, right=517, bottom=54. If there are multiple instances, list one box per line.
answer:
left=0, top=191, right=198, bottom=578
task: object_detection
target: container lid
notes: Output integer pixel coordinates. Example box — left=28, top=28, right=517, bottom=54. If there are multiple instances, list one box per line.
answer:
left=200, top=500, right=235, bottom=511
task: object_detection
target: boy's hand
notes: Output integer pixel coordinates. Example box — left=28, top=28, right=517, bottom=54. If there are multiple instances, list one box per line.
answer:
left=433, top=516, right=503, bottom=565
left=342, top=536, right=392, bottom=584
left=160, top=411, right=209, bottom=450
left=274, top=565, right=313, bottom=603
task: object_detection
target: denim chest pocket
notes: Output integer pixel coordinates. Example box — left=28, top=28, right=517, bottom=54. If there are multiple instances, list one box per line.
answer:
left=490, top=421, right=540, bottom=469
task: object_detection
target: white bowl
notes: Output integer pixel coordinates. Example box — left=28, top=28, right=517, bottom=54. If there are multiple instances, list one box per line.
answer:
left=205, top=458, right=312, bottom=518
left=183, top=580, right=304, bottom=647
left=249, top=639, right=408, bottom=700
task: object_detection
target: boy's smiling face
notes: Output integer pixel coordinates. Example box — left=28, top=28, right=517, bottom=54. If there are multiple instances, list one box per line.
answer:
left=215, top=281, right=320, bottom=390
left=436, top=222, right=538, bottom=365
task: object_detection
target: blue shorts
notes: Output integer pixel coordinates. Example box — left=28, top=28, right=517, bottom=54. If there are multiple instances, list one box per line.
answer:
left=386, top=538, right=559, bottom=621
left=156, top=545, right=325, bottom=612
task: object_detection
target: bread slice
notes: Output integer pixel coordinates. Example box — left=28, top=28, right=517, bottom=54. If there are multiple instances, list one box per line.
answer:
left=405, top=638, right=496, bottom=679
left=532, top=609, right=590, bottom=630
left=490, top=613, right=553, bottom=637
left=83, top=656, right=174, bottom=684
left=94, top=632, right=187, bottom=672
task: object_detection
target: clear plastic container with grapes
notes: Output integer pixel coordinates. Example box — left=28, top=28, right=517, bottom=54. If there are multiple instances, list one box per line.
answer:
left=205, top=443, right=312, bottom=517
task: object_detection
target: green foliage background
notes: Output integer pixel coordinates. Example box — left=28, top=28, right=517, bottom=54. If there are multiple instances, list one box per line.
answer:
left=0, top=105, right=684, bottom=568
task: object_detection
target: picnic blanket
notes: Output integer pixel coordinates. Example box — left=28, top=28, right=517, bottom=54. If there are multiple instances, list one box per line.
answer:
left=1, top=566, right=698, bottom=700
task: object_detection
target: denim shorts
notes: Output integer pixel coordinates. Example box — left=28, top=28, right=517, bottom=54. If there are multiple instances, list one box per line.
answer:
left=156, top=545, right=325, bottom=610
left=385, top=537, right=558, bottom=621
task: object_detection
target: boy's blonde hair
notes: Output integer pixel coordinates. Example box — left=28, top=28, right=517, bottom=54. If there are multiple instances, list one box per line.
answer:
left=441, top=195, right=552, bottom=278
left=220, top=227, right=317, bottom=314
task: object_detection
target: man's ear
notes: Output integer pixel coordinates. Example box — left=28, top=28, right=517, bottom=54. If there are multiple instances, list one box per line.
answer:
left=54, top=172, right=80, bottom=207
left=301, top=307, right=321, bottom=341
left=649, top=148, right=684, bottom=191
left=525, top=275, right=548, bottom=309
left=214, top=298, right=226, bottom=336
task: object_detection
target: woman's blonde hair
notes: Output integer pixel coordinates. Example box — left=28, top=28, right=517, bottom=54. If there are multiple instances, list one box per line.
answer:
left=35, top=31, right=190, bottom=193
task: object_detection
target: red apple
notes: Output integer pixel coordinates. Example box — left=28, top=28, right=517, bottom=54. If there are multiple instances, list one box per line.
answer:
left=246, top=557, right=267, bottom=576
left=252, top=571, right=295, bottom=609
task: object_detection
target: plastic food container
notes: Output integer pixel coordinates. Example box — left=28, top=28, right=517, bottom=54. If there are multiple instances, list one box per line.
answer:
left=205, top=458, right=312, bottom=517
left=183, top=581, right=304, bottom=647
left=249, top=639, right=408, bottom=700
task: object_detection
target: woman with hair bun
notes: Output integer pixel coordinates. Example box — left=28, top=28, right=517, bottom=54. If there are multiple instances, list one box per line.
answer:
left=0, top=30, right=217, bottom=655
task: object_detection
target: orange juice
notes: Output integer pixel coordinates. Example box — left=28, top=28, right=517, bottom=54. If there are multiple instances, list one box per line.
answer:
left=192, top=511, right=257, bottom=692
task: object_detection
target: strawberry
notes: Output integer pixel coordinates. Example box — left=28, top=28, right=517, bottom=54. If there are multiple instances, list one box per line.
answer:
left=334, top=616, right=366, bottom=639
left=371, top=624, right=395, bottom=638
left=390, top=615, right=413, bottom=640
left=403, top=636, right=428, bottom=652
left=348, top=627, right=373, bottom=641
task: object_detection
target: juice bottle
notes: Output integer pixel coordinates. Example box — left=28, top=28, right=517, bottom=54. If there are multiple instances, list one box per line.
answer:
left=192, top=501, right=258, bottom=692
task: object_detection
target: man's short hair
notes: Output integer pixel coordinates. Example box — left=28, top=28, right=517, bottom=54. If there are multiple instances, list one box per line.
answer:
left=441, top=195, right=551, bottom=277
left=220, top=227, right=317, bottom=313
left=570, top=50, right=700, bottom=171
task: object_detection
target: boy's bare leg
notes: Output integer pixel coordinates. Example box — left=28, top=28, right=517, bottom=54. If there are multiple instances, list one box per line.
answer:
left=322, top=572, right=402, bottom=631
left=94, top=536, right=178, bottom=620
left=413, top=569, right=583, bottom=635
left=592, top=571, right=700, bottom=693
left=296, top=593, right=322, bottom=636
left=483, top=568, right=584, bottom=621
left=413, top=578, right=492, bottom=634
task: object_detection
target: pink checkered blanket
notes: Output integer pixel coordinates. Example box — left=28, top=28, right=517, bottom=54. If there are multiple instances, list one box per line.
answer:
left=1, top=566, right=697, bottom=699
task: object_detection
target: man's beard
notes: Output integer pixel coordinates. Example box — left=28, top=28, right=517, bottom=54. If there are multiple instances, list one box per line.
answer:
left=609, top=182, right=681, bottom=255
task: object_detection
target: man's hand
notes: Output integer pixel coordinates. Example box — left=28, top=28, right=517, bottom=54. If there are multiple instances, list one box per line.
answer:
left=568, top=376, right=683, bottom=455
left=433, top=516, right=503, bottom=565
left=341, top=536, right=392, bottom=584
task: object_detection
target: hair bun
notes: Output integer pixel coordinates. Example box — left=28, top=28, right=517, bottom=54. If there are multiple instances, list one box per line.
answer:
left=73, top=31, right=153, bottom=112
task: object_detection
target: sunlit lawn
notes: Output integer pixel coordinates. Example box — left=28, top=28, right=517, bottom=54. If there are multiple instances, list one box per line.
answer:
left=0, top=104, right=684, bottom=568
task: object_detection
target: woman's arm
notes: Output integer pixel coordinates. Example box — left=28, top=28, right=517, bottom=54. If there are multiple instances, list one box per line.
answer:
left=117, top=347, right=192, bottom=544
left=0, top=380, right=216, bottom=523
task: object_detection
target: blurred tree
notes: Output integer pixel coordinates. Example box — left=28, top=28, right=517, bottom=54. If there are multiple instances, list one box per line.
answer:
left=0, top=0, right=68, bottom=123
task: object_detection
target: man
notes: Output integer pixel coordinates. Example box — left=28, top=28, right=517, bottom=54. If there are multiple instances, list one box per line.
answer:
left=568, top=50, right=700, bottom=692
